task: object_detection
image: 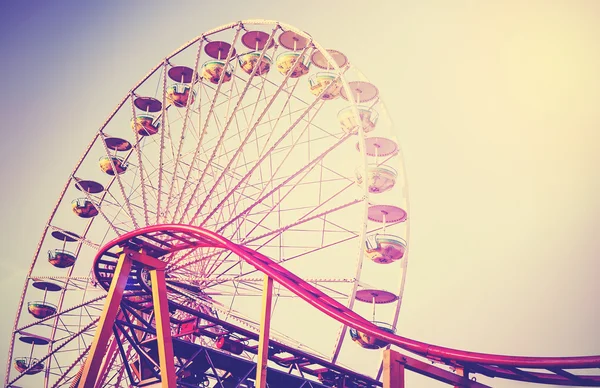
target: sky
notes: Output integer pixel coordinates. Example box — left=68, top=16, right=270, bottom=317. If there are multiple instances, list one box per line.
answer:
left=0, top=1, right=599, bottom=387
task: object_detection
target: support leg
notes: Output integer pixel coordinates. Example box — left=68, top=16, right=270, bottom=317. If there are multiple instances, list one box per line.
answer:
left=255, top=275, right=273, bottom=388
left=383, top=348, right=405, bottom=388
left=79, top=251, right=133, bottom=388
left=94, top=335, right=119, bottom=388
left=150, top=268, right=177, bottom=388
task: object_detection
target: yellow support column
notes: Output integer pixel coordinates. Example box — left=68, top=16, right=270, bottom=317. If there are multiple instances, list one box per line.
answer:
left=383, top=348, right=405, bottom=388
left=150, top=268, right=177, bottom=387
left=255, top=275, right=274, bottom=388
left=79, top=251, right=133, bottom=388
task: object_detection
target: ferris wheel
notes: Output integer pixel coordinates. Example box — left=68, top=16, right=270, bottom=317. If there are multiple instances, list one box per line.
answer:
left=6, top=20, right=410, bottom=387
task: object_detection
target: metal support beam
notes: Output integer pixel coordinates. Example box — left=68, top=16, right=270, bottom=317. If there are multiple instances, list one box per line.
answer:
left=256, top=275, right=274, bottom=388
left=94, top=335, right=119, bottom=388
left=384, top=349, right=405, bottom=388
left=79, top=251, right=133, bottom=388
left=80, top=248, right=175, bottom=388
left=383, top=350, right=492, bottom=388
left=150, top=268, right=177, bottom=387
left=402, top=354, right=491, bottom=388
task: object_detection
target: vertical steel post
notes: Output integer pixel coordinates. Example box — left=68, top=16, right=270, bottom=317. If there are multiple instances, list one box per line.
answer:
left=150, top=268, right=177, bottom=387
left=383, top=348, right=405, bottom=388
left=255, top=275, right=274, bottom=388
left=79, top=251, right=133, bottom=388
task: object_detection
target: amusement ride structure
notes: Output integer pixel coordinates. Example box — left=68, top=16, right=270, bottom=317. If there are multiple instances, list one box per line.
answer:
left=5, top=20, right=600, bottom=388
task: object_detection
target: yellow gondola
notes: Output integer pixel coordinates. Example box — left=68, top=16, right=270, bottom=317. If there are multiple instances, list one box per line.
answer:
left=238, top=52, right=272, bottom=76
left=349, top=322, right=396, bottom=349
left=14, top=357, right=44, bottom=375
left=338, top=106, right=379, bottom=135
left=27, top=301, right=57, bottom=319
left=167, top=84, right=196, bottom=107
left=309, top=72, right=342, bottom=100
left=276, top=51, right=310, bottom=78
left=99, top=155, right=128, bottom=175
left=71, top=198, right=99, bottom=218
left=365, top=234, right=407, bottom=264
left=356, top=164, right=397, bottom=194
left=131, top=114, right=160, bottom=136
left=201, top=61, right=233, bottom=84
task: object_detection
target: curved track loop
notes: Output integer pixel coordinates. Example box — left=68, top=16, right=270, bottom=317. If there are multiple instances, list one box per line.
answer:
left=94, top=224, right=600, bottom=386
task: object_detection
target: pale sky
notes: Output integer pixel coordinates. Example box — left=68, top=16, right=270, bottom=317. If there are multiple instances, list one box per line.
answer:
left=0, top=1, right=599, bottom=387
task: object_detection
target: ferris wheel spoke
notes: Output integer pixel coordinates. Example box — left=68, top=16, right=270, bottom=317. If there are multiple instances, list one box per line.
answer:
left=157, top=159, right=207, bottom=211
left=229, top=70, right=272, bottom=141
left=54, top=318, right=76, bottom=338
left=262, top=131, right=346, bottom=161
left=203, top=276, right=352, bottom=300
left=208, top=217, right=371, bottom=289
left=99, top=206, right=137, bottom=235
left=199, top=89, right=304, bottom=173
left=209, top=98, right=325, bottom=235
left=72, top=177, right=123, bottom=237
left=127, top=116, right=171, bottom=207
left=218, top=132, right=350, bottom=238
left=277, top=221, right=400, bottom=266
left=105, top=189, right=156, bottom=229
left=188, top=43, right=313, bottom=227
left=170, top=108, right=231, bottom=224
left=221, top=78, right=304, bottom=197
left=200, top=249, right=239, bottom=281
left=98, top=135, right=141, bottom=230
left=154, top=61, right=170, bottom=226
left=169, top=199, right=361, bottom=275
left=229, top=215, right=275, bottom=237
left=101, top=177, right=145, bottom=232
left=129, top=96, right=157, bottom=226
left=238, top=65, right=313, bottom=107
left=163, top=41, right=207, bottom=225
left=195, top=115, right=298, bottom=231
left=220, top=64, right=275, bottom=180
left=175, top=33, right=278, bottom=225
left=237, top=137, right=349, bottom=243
left=161, top=40, right=205, bottom=224
left=163, top=111, right=178, bottom=164
left=209, top=222, right=362, bottom=287
left=165, top=26, right=243, bottom=225
left=207, top=84, right=274, bottom=229
left=170, top=66, right=240, bottom=224
left=106, top=147, right=155, bottom=222
left=164, top=244, right=204, bottom=271
left=200, top=86, right=329, bottom=232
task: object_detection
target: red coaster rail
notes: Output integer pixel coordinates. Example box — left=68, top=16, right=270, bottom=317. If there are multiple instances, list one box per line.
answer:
left=93, top=224, right=600, bottom=386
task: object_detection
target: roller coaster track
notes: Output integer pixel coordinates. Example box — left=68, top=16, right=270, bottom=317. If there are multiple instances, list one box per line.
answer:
left=93, top=224, right=600, bottom=387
